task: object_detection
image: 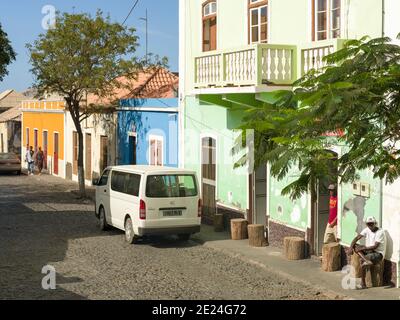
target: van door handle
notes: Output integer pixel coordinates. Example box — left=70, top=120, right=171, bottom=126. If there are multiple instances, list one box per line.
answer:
left=103, top=190, right=107, bottom=193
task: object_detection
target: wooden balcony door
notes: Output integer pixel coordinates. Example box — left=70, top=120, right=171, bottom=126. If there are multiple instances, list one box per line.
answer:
left=85, top=133, right=92, bottom=180
left=203, top=18, right=217, bottom=52
left=201, top=137, right=217, bottom=221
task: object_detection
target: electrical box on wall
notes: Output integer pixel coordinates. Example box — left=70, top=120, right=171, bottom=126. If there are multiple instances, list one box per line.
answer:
left=360, top=183, right=371, bottom=198
left=352, top=182, right=361, bottom=196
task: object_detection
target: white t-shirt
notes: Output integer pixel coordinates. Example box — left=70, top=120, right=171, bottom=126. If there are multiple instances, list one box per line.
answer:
left=360, top=228, right=385, bottom=255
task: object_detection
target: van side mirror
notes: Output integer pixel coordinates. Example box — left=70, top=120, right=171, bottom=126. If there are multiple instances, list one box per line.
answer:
left=92, top=178, right=99, bottom=186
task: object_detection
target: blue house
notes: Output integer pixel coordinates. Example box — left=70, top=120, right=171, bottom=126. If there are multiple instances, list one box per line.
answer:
left=117, top=98, right=179, bottom=168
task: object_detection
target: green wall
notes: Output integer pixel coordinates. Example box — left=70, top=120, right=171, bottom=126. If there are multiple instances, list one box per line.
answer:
left=269, top=168, right=309, bottom=231
left=184, top=96, right=248, bottom=211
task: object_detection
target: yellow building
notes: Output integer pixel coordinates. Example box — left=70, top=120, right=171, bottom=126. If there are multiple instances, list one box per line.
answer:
left=21, top=100, right=66, bottom=177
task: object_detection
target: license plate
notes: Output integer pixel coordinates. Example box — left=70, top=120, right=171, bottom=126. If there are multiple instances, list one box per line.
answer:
left=163, top=210, right=183, bottom=217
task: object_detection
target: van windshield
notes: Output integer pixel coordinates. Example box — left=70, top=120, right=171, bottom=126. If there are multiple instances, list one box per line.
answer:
left=146, top=175, right=198, bottom=198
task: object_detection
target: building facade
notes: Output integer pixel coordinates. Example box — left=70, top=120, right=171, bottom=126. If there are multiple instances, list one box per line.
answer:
left=117, top=98, right=179, bottom=168
left=21, top=99, right=66, bottom=178
left=180, top=0, right=399, bottom=287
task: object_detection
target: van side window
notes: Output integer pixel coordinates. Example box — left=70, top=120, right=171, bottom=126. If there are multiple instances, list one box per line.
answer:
left=111, top=171, right=126, bottom=193
left=98, top=169, right=110, bottom=186
left=111, top=171, right=141, bottom=196
left=126, top=174, right=141, bottom=196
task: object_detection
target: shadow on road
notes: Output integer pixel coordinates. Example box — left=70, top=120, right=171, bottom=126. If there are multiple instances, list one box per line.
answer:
left=0, top=178, right=101, bottom=300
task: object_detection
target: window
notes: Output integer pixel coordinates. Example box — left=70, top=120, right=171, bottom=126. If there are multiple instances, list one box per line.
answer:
left=1, top=133, right=3, bottom=153
left=98, top=169, right=110, bottom=186
left=146, top=175, right=198, bottom=198
left=149, top=135, right=163, bottom=167
left=111, top=171, right=141, bottom=196
left=202, top=1, right=217, bottom=52
left=313, top=0, right=341, bottom=41
left=249, top=0, right=268, bottom=44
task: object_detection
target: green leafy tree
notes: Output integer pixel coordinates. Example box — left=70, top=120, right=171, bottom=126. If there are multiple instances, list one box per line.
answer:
left=235, top=36, right=400, bottom=199
left=0, top=22, right=16, bottom=82
left=27, top=11, right=165, bottom=197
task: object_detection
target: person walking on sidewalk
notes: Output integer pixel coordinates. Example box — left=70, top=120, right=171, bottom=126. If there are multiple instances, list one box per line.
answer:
left=36, top=147, right=44, bottom=175
left=25, top=146, right=35, bottom=175
left=324, top=184, right=338, bottom=244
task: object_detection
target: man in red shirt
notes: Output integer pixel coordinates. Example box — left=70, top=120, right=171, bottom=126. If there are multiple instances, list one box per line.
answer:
left=324, top=184, right=338, bottom=243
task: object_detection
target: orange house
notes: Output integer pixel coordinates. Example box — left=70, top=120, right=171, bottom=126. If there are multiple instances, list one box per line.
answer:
left=21, top=100, right=66, bottom=177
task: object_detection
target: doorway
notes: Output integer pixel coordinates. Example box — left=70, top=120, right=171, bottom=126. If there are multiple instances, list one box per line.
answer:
left=100, top=136, right=108, bottom=172
left=85, top=133, right=92, bottom=180
left=201, top=137, right=217, bottom=221
left=43, top=131, right=48, bottom=170
left=53, top=132, right=59, bottom=175
left=128, top=135, right=137, bottom=165
left=254, top=165, right=268, bottom=226
left=314, top=151, right=339, bottom=256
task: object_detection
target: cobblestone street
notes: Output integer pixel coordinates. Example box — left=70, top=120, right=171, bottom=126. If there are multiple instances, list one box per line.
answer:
left=0, top=173, right=330, bottom=300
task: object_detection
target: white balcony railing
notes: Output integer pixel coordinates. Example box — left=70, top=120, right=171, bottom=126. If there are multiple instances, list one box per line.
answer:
left=300, top=39, right=347, bottom=75
left=194, top=44, right=297, bottom=89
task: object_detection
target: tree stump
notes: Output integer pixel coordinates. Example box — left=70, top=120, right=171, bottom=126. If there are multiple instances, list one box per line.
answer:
left=365, top=260, right=384, bottom=287
left=283, top=237, right=305, bottom=260
left=214, top=213, right=224, bottom=232
left=350, top=254, right=362, bottom=278
left=248, top=224, right=266, bottom=247
left=322, top=243, right=341, bottom=272
left=230, top=219, right=248, bottom=240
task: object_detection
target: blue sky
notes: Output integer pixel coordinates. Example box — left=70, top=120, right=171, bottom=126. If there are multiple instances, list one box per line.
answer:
left=0, top=0, right=178, bottom=92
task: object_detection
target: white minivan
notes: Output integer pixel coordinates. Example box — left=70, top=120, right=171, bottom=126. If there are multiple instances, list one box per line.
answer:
left=93, top=166, right=201, bottom=244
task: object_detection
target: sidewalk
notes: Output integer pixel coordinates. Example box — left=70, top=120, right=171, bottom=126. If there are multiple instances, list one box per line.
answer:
left=192, top=225, right=400, bottom=301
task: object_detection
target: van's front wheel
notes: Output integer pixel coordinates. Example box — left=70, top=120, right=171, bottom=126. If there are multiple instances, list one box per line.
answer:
left=125, top=217, right=136, bottom=244
left=99, top=206, right=109, bottom=231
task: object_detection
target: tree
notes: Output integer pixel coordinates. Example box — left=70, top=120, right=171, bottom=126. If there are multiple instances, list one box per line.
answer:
left=235, top=36, right=400, bottom=199
left=27, top=11, right=165, bottom=197
left=0, top=22, right=16, bottom=82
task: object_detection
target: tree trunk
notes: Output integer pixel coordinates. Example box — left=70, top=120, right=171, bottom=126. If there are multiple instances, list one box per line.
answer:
left=322, top=243, right=341, bottom=272
left=365, top=260, right=384, bottom=287
left=351, top=254, right=362, bottom=278
left=67, top=98, right=86, bottom=198
left=284, top=237, right=305, bottom=260
left=230, top=219, right=248, bottom=240
left=248, top=224, right=267, bottom=247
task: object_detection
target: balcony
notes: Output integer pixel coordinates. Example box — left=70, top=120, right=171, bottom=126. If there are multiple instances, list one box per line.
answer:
left=193, top=39, right=347, bottom=93
left=194, top=44, right=297, bottom=91
left=300, top=39, right=346, bottom=75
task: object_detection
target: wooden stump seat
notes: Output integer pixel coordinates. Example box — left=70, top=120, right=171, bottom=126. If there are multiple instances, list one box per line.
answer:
left=322, top=243, right=341, bottom=272
left=283, top=237, right=305, bottom=260
left=230, top=219, right=248, bottom=240
left=248, top=224, right=267, bottom=247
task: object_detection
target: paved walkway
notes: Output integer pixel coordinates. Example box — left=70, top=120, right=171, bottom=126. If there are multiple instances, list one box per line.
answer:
left=192, top=225, right=400, bottom=300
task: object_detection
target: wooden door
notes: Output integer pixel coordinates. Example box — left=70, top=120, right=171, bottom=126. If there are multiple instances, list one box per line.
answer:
left=43, top=131, right=48, bottom=170
left=73, top=132, right=78, bottom=175
left=85, top=133, right=92, bottom=180
left=201, top=137, right=217, bottom=221
left=100, top=136, right=108, bottom=172
left=34, top=130, right=38, bottom=152
left=53, top=133, right=59, bottom=175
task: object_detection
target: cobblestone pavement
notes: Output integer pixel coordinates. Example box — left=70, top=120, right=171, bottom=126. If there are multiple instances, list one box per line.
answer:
left=0, top=173, right=330, bottom=300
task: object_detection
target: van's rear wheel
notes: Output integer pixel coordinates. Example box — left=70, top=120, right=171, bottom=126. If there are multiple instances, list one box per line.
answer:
left=125, top=217, right=136, bottom=244
left=99, top=206, right=109, bottom=231
left=178, top=234, right=191, bottom=241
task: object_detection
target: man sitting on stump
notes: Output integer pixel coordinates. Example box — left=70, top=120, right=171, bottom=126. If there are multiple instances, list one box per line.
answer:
left=348, top=216, right=385, bottom=289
